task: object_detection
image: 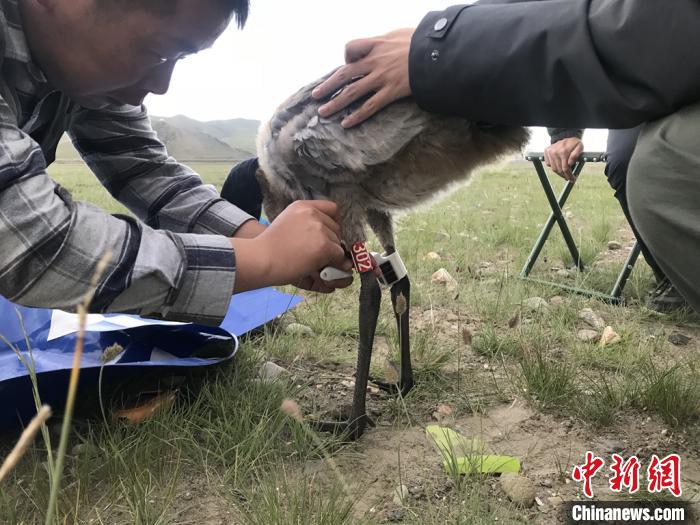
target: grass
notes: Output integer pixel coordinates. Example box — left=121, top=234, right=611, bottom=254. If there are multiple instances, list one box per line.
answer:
left=1, top=160, right=698, bottom=523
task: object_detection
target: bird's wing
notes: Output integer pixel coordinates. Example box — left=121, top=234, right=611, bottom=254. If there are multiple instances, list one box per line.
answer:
left=292, top=98, right=430, bottom=179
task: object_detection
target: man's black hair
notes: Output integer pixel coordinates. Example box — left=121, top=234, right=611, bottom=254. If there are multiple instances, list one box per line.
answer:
left=102, top=0, right=250, bottom=28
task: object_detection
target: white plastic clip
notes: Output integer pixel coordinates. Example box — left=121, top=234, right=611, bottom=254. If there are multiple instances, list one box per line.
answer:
left=372, top=251, right=407, bottom=287
left=320, top=266, right=353, bottom=282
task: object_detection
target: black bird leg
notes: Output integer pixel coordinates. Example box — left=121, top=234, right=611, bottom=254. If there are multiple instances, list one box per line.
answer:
left=314, top=271, right=381, bottom=440
left=371, top=275, right=414, bottom=397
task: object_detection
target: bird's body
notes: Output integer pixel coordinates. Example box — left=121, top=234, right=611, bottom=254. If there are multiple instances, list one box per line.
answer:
left=256, top=73, right=529, bottom=245
left=251, top=72, right=529, bottom=439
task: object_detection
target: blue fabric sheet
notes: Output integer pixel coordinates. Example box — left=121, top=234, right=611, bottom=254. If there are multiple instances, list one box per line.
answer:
left=0, top=288, right=302, bottom=430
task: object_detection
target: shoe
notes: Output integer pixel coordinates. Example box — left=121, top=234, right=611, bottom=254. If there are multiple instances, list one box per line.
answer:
left=646, top=278, right=689, bottom=313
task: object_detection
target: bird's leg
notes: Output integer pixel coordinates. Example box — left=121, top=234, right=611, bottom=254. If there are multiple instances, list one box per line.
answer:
left=365, top=209, right=414, bottom=397
left=313, top=270, right=381, bottom=440
left=388, top=275, right=414, bottom=396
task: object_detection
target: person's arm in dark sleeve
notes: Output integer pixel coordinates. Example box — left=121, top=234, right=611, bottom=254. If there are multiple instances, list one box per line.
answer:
left=410, top=0, right=700, bottom=128
left=547, top=128, right=583, bottom=144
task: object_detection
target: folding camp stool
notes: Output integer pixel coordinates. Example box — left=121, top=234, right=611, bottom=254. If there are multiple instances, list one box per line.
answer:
left=520, top=152, right=641, bottom=304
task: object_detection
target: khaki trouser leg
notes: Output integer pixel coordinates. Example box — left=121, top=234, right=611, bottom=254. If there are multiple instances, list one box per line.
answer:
left=627, top=102, right=700, bottom=314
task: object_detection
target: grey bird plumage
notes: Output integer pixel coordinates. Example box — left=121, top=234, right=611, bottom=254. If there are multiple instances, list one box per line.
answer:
left=256, top=73, right=530, bottom=246
left=254, top=72, right=529, bottom=439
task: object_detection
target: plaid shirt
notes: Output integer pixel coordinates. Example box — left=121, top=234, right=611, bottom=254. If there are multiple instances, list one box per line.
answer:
left=0, top=0, right=255, bottom=325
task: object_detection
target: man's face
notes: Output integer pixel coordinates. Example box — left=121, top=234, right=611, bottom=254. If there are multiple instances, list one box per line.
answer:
left=37, top=0, right=233, bottom=108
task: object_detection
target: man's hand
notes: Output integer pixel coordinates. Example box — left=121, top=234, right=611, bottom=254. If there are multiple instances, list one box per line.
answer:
left=544, top=137, right=584, bottom=182
left=312, top=28, right=415, bottom=129
left=231, top=201, right=353, bottom=293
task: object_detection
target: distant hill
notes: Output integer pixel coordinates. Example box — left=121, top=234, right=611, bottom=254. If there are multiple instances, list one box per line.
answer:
left=55, top=115, right=260, bottom=162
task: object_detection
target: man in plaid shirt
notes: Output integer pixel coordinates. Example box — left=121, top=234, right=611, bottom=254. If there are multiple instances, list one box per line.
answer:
left=0, top=0, right=351, bottom=325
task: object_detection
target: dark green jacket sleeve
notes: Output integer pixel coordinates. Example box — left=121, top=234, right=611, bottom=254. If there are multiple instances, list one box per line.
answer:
left=409, top=0, right=700, bottom=128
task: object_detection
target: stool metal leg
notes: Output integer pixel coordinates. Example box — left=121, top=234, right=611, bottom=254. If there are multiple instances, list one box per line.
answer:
left=610, top=241, right=642, bottom=300
left=520, top=159, right=586, bottom=277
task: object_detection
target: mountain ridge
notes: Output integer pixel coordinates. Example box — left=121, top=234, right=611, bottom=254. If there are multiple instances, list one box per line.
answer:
left=56, top=114, right=261, bottom=162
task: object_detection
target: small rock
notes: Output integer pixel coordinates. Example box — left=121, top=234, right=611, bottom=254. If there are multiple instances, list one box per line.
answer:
left=386, top=508, right=405, bottom=522
left=424, top=252, right=442, bottom=261
left=432, top=404, right=454, bottom=424
left=183, top=492, right=193, bottom=501
left=577, top=329, right=600, bottom=343
left=257, top=361, right=288, bottom=381
left=549, top=296, right=566, bottom=306
left=600, top=326, right=621, bottom=347
left=547, top=496, right=564, bottom=507
left=661, top=429, right=668, bottom=437
left=393, top=484, right=410, bottom=506
left=607, top=241, right=622, bottom=251
left=500, top=473, right=536, bottom=507
left=668, top=332, right=691, bottom=346
left=556, top=269, right=572, bottom=277
left=285, top=323, right=314, bottom=337
left=462, top=327, right=473, bottom=345
left=507, top=311, right=521, bottom=329
left=71, top=443, right=97, bottom=459
left=535, top=496, right=545, bottom=507
left=603, top=440, right=625, bottom=454
left=522, top=297, right=549, bottom=312
left=578, top=308, right=605, bottom=330
left=431, top=268, right=457, bottom=289
left=541, top=479, right=553, bottom=488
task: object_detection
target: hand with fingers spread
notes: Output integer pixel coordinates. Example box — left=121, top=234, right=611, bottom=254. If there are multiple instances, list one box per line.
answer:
left=312, top=28, right=415, bottom=129
left=544, top=137, right=584, bottom=182
left=230, top=200, right=353, bottom=293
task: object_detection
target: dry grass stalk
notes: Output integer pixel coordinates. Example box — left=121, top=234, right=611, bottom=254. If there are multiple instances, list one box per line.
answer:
left=45, top=250, right=113, bottom=525
left=0, top=405, right=52, bottom=482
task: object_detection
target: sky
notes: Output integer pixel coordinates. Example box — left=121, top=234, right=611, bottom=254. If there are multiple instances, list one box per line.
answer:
left=145, top=0, right=607, bottom=152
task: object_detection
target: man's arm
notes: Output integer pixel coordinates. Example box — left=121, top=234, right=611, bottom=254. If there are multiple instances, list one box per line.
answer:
left=68, top=104, right=350, bottom=295
left=0, top=100, right=349, bottom=325
left=0, top=96, right=238, bottom=324
left=68, top=104, right=257, bottom=238
left=410, top=0, right=700, bottom=128
left=315, top=0, right=700, bottom=130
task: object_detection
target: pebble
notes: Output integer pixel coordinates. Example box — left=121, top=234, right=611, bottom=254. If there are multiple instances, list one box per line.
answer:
left=668, top=332, right=691, bottom=346
left=284, top=323, right=314, bottom=337
left=386, top=508, right=405, bottom=522
left=578, top=308, right=605, bottom=330
left=431, top=404, right=454, bottom=424
left=424, top=252, right=442, bottom=261
left=393, top=484, right=410, bottom=506
left=549, top=296, right=566, bottom=306
left=257, top=361, right=288, bottom=381
left=431, top=268, right=458, bottom=289
left=577, top=329, right=600, bottom=343
left=607, top=241, right=622, bottom=251
left=600, top=326, right=621, bottom=347
left=603, top=440, right=625, bottom=454
left=500, top=473, right=536, bottom=507
left=462, top=327, right=473, bottom=345
left=523, top=297, right=549, bottom=312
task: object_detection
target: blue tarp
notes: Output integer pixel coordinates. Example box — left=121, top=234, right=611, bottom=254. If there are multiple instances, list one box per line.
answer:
left=0, top=288, right=302, bottom=430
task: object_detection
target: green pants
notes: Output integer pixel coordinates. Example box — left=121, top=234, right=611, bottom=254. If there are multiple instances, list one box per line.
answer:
left=628, top=101, right=700, bottom=314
